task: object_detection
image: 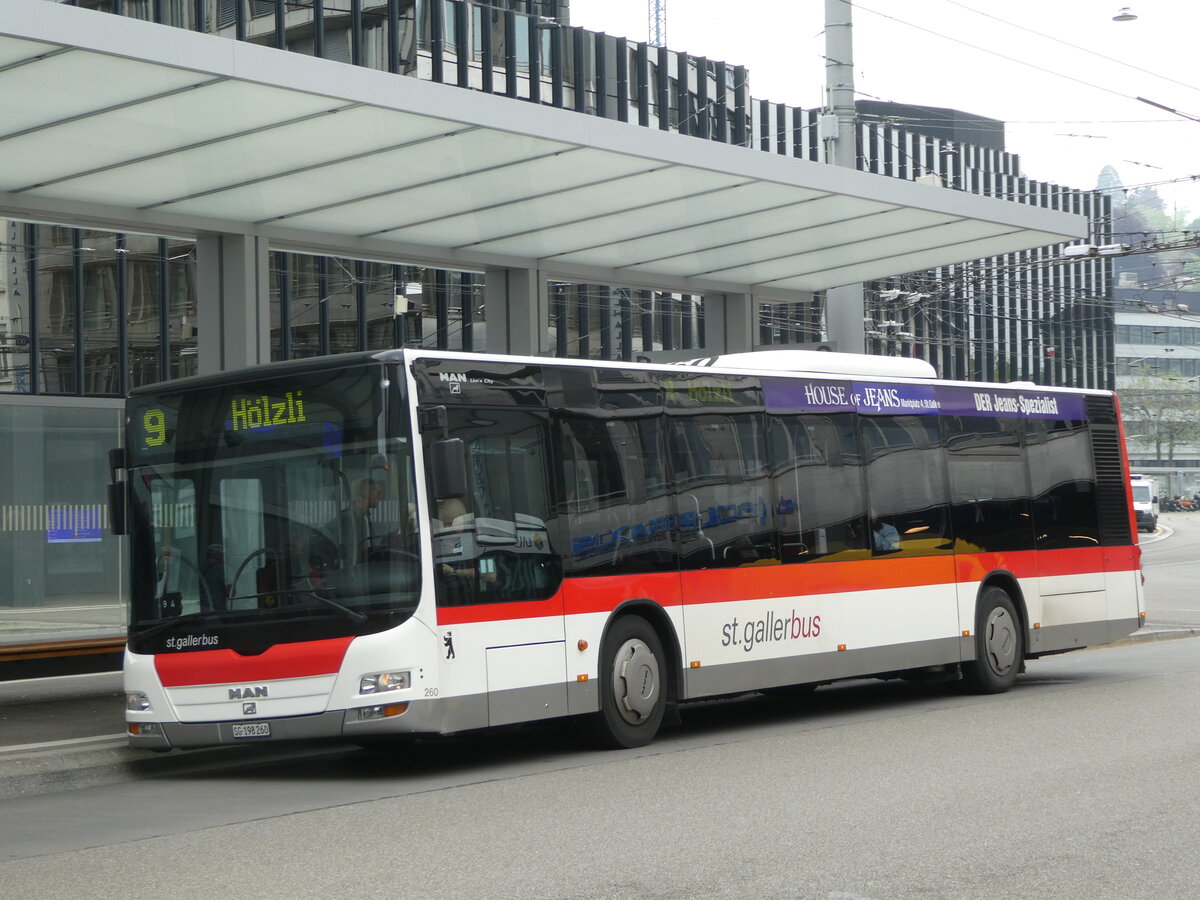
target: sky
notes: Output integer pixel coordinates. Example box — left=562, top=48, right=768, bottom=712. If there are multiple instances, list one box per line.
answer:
left=567, top=0, right=1200, bottom=220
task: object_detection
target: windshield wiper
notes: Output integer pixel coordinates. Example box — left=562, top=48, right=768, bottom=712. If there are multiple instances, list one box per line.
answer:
left=225, top=584, right=368, bottom=624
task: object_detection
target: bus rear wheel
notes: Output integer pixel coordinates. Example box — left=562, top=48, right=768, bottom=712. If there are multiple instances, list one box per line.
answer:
left=964, top=587, right=1023, bottom=693
left=594, top=615, right=667, bottom=749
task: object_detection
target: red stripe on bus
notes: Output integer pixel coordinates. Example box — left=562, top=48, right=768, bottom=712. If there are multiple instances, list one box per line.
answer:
left=564, top=571, right=683, bottom=615
left=955, top=548, right=1092, bottom=581
left=437, top=594, right=567, bottom=626
left=155, top=636, right=353, bottom=687
left=435, top=546, right=1139, bottom=625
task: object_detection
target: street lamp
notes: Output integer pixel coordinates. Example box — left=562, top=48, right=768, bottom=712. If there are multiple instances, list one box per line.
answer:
left=1113, top=8, right=1138, bottom=22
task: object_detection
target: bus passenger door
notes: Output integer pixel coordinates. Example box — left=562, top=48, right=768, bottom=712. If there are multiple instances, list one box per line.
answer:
left=426, top=405, right=567, bottom=729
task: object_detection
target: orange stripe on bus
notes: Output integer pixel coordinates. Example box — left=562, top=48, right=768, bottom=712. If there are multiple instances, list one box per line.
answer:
left=435, top=547, right=1138, bottom=625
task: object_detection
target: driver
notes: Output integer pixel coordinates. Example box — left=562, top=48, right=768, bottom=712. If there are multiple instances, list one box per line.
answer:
left=200, top=543, right=230, bottom=612
left=338, top=477, right=384, bottom=563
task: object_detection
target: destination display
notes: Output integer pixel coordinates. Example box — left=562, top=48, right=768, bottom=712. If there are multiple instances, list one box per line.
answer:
left=228, top=390, right=307, bottom=432
left=132, top=389, right=321, bottom=457
left=126, top=368, right=382, bottom=466
left=763, top=377, right=1087, bottom=420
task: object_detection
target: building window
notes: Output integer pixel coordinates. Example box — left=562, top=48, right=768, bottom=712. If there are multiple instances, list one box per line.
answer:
left=9, top=222, right=196, bottom=396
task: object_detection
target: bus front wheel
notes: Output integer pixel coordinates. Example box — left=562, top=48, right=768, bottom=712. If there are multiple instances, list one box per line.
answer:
left=594, top=615, right=667, bottom=749
left=964, top=587, right=1023, bottom=694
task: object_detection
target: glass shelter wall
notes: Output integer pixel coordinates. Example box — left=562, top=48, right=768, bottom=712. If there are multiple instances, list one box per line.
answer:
left=0, top=398, right=125, bottom=649
left=0, top=220, right=196, bottom=652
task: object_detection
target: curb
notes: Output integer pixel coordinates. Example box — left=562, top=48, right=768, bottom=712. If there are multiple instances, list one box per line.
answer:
left=0, top=734, right=353, bottom=800
left=1106, top=627, right=1200, bottom=648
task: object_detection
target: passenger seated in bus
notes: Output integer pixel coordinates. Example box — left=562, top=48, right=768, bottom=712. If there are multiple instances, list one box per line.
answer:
left=435, top=499, right=494, bottom=577
left=872, top=518, right=901, bottom=552
left=436, top=497, right=468, bottom=532
left=434, top=499, right=498, bottom=602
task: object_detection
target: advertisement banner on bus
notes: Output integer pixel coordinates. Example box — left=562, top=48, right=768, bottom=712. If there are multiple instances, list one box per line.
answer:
left=763, top=378, right=1087, bottom=420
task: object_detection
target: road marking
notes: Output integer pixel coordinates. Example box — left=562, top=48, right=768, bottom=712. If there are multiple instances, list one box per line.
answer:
left=0, top=670, right=121, bottom=687
left=0, top=733, right=126, bottom=756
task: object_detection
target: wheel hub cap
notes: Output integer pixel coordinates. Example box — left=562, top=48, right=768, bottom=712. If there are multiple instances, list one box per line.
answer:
left=612, top=638, right=659, bottom=725
left=984, top=607, right=1017, bottom=675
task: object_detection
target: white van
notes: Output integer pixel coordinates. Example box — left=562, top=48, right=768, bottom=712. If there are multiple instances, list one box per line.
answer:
left=1129, top=474, right=1160, bottom=533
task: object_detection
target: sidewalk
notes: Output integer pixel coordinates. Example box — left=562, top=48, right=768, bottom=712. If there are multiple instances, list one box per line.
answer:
left=0, top=671, right=346, bottom=799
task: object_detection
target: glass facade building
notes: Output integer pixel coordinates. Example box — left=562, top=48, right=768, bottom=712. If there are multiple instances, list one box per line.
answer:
left=1, top=0, right=1112, bottom=656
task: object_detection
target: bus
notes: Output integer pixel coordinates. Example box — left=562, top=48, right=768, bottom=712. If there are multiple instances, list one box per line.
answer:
left=109, top=348, right=1145, bottom=751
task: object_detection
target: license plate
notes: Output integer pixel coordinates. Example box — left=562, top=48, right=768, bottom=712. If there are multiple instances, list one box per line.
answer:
left=231, top=722, right=270, bottom=739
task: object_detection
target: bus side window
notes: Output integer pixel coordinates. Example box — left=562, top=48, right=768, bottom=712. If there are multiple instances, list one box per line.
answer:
left=558, top=414, right=674, bottom=577
left=668, top=413, right=777, bottom=569
left=769, top=413, right=868, bottom=563
left=861, top=415, right=952, bottom=557
left=1024, top=418, right=1099, bottom=549
left=429, top=410, right=562, bottom=606
left=944, top=415, right=1034, bottom=553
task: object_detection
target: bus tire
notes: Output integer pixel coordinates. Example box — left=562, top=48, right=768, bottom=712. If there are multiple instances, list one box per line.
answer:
left=593, top=615, right=667, bottom=749
left=964, top=587, right=1023, bottom=694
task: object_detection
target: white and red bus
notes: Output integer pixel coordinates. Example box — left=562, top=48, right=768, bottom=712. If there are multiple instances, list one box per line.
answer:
left=111, top=348, right=1144, bottom=750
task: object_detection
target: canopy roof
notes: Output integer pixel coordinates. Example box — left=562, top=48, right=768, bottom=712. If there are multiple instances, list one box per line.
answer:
left=1, top=0, right=1086, bottom=295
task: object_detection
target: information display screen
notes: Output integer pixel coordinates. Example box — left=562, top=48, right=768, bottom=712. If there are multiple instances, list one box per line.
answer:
left=127, top=367, right=381, bottom=466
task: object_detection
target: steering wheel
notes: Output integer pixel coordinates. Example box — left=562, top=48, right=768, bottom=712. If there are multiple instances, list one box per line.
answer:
left=230, top=547, right=272, bottom=596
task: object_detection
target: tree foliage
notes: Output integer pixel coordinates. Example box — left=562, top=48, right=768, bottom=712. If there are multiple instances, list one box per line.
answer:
left=1119, top=375, right=1200, bottom=462
left=1099, top=167, right=1200, bottom=285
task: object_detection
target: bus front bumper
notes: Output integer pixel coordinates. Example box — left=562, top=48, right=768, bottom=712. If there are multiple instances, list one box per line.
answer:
left=126, top=693, right=493, bottom=751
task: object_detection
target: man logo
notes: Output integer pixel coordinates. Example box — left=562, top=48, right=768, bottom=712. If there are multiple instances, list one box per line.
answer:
left=243, top=702, right=257, bottom=715
left=228, top=685, right=269, bottom=700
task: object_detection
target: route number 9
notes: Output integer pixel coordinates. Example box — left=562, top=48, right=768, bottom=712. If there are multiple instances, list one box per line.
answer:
left=143, top=408, right=167, bottom=447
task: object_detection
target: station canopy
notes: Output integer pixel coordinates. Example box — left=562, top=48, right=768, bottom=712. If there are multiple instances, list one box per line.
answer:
left=0, top=0, right=1086, bottom=295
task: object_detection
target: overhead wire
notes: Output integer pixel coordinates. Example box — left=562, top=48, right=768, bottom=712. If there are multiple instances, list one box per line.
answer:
left=936, top=0, right=1200, bottom=98
left=851, top=0, right=1148, bottom=109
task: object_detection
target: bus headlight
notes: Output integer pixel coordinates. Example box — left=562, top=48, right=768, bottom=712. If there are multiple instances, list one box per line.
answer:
left=359, top=670, right=411, bottom=694
left=126, top=691, right=153, bottom=712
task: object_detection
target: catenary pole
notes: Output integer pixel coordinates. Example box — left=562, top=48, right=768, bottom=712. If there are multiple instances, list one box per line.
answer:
left=823, top=0, right=866, bottom=353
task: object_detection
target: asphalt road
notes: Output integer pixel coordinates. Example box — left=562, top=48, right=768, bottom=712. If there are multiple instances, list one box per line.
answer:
left=1, top=517, right=1198, bottom=897
left=1140, top=510, right=1200, bottom=629
left=1, top=636, right=1198, bottom=899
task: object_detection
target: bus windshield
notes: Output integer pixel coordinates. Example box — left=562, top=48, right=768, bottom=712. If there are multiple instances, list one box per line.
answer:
left=124, top=363, right=420, bottom=655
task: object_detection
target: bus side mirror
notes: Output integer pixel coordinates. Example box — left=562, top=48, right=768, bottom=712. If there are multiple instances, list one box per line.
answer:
left=108, top=482, right=127, bottom=536
left=431, top=438, right=467, bottom=500
left=108, top=447, right=127, bottom=480
left=107, top=447, right=127, bottom=535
